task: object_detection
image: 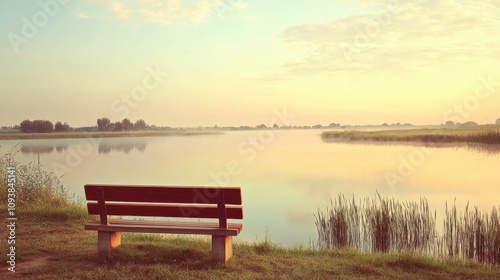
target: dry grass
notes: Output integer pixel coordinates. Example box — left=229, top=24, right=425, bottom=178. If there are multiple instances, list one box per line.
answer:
left=0, top=148, right=69, bottom=209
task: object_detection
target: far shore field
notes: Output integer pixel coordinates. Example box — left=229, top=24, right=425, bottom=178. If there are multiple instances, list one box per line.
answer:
left=322, top=125, right=500, bottom=145
left=0, top=130, right=223, bottom=140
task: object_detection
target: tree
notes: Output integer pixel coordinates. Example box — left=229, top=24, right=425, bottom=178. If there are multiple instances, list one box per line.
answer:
left=20, top=120, right=33, bottom=133
left=134, top=119, right=147, bottom=130
left=445, top=121, right=455, bottom=126
left=62, top=122, right=70, bottom=131
left=496, top=118, right=500, bottom=125
left=257, top=124, right=267, bottom=129
left=113, top=121, right=123, bottom=131
left=55, top=121, right=64, bottom=131
left=97, top=118, right=111, bottom=131
left=35, top=120, right=51, bottom=132
left=33, top=120, right=54, bottom=133
left=121, top=118, right=133, bottom=131
left=21, top=119, right=55, bottom=133
left=54, top=121, right=70, bottom=132
left=460, top=121, right=478, bottom=127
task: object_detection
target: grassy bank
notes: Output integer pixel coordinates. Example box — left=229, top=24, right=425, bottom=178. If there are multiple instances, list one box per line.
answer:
left=2, top=207, right=500, bottom=279
left=0, top=130, right=223, bottom=140
left=322, top=125, right=500, bottom=145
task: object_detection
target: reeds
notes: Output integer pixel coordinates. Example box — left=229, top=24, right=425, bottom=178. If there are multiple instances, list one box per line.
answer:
left=441, top=202, right=500, bottom=265
left=322, top=129, right=500, bottom=145
left=0, top=148, right=69, bottom=208
left=316, top=193, right=435, bottom=254
left=315, top=194, right=360, bottom=249
left=316, top=193, right=500, bottom=265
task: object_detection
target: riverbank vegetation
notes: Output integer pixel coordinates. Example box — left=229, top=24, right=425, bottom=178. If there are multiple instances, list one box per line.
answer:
left=322, top=125, right=500, bottom=145
left=316, top=194, right=500, bottom=266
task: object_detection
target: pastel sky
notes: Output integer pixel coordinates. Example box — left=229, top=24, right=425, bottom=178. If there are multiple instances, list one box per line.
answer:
left=1, top=0, right=499, bottom=127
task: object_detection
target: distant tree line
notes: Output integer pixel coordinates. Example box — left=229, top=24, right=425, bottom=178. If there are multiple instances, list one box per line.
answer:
left=20, top=120, right=71, bottom=133
left=96, top=118, right=148, bottom=132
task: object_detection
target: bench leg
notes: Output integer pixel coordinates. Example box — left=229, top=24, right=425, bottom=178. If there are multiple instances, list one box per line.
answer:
left=212, top=235, right=232, bottom=263
left=98, top=231, right=121, bottom=255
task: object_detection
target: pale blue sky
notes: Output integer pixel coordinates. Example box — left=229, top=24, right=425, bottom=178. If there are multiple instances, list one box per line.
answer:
left=1, top=0, right=499, bottom=127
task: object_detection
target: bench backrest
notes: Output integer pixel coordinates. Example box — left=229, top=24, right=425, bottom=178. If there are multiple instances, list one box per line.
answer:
left=84, top=184, right=243, bottom=228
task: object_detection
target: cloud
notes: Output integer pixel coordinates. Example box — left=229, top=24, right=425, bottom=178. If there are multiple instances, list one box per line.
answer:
left=87, top=0, right=249, bottom=24
left=233, top=2, right=248, bottom=11
left=76, top=8, right=89, bottom=19
left=182, top=1, right=213, bottom=23
left=281, top=0, right=500, bottom=75
left=108, top=1, right=132, bottom=19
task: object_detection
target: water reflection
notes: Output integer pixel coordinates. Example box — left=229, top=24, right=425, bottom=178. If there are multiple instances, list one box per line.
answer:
left=321, top=137, right=500, bottom=156
left=98, top=141, right=147, bottom=154
left=21, top=144, right=69, bottom=154
left=465, top=143, right=500, bottom=156
left=20, top=140, right=148, bottom=155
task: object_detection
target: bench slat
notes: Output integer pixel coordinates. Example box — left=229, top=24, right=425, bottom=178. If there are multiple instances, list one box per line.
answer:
left=87, top=202, right=243, bottom=219
left=85, top=184, right=242, bottom=205
left=85, top=220, right=243, bottom=236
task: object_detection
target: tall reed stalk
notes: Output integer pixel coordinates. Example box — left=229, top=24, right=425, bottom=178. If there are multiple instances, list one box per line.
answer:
left=316, top=193, right=499, bottom=265
left=441, top=202, right=500, bottom=265
left=315, top=194, right=360, bottom=249
left=316, top=193, right=435, bottom=254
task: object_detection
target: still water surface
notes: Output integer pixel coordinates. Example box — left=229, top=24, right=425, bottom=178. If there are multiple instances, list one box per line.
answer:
left=1, top=130, right=499, bottom=246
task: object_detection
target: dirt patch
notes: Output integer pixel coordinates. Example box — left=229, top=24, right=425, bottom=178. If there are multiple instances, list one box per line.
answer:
left=20, top=256, right=52, bottom=271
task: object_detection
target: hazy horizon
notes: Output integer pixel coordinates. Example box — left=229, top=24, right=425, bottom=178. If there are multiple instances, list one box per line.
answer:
left=1, top=1, right=499, bottom=128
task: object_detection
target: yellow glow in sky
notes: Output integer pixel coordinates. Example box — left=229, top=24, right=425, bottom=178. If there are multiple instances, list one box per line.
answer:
left=1, top=0, right=499, bottom=127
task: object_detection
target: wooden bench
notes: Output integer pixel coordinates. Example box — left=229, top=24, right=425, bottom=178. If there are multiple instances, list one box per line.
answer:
left=84, top=184, right=243, bottom=263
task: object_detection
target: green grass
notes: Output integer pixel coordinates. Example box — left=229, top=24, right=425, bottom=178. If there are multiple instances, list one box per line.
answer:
left=322, top=125, right=500, bottom=145
left=0, top=130, right=222, bottom=140
left=1, top=207, right=500, bottom=279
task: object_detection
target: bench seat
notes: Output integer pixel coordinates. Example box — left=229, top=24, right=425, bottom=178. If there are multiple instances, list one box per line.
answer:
left=85, top=220, right=243, bottom=236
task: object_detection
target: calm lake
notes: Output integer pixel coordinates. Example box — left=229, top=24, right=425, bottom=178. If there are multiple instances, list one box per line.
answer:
left=1, top=130, right=499, bottom=246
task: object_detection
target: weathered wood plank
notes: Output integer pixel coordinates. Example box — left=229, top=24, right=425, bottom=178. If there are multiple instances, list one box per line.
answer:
left=85, top=220, right=242, bottom=236
left=95, top=187, right=108, bottom=225
left=86, top=202, right=243, bottom=219
left=217, top=190, right=228, bottom=229
left=85, top=184, right=242, bottom=205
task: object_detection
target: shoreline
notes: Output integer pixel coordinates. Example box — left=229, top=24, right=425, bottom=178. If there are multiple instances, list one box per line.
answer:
left=322, top=125, right=500, bottom=145
left=0, top=130, right=223, bottom=140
